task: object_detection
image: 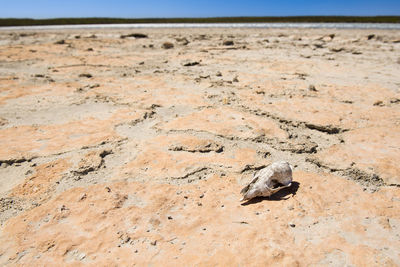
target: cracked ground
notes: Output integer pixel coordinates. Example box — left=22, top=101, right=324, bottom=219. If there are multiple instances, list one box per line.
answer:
left=0, top=28, right=399, bottom=266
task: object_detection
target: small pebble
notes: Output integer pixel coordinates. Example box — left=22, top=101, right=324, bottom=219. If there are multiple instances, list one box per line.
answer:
left=223, top=40, right=234, bottom=46
left=308, top=85, right=317, bottom=91
left=162, top=42, right=174, bottom=49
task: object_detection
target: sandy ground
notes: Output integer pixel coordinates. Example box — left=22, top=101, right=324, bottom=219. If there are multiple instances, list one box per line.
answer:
left=0, top=27, right=399, bottom=266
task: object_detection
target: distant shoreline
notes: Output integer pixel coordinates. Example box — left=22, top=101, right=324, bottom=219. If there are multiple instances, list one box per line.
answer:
left=1, top=16, right=399, bottom=27
left=2, top=23, right=400, bottom=31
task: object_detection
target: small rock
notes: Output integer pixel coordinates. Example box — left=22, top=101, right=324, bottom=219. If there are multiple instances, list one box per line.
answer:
left=60, top=205, right=68, bottom=211
left=55, top=39, right=66, bottom=45
left=308, top=85, right=317, bottom=92
left=216, top=71, right=222, bottom=77
left=198, top=75, right=210, bottom=80
left=0, top=117, right=8, bottom=126
left=120, top=33, right=148, bottom=39
left=256, top=90, right=265, bottom=95
left=313, top=43, right=324, bottom=49
left=183, top=61, right=200, bottom=67
left=373, top=100, right=384, bottom=106
left=330, top=47, right=344, bottom=53
left=162, top=42, right=174, bottom=49
left=288, top=222, right=296, bottom=228
left=150, top=240, right=157, bottom=246
left=79, top=73, right=92, bottom=78
left=168, top=216, right=173, bottom=220
left=176, top=37, right=189, bottom=45
left=122, top=236, right=131, bottom=244
left=389, top=98, right=400, bottom=104
left=223, top=40, right=234, bottom=46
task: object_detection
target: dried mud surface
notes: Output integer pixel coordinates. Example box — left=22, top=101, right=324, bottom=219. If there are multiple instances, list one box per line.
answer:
left=0, top=28, right=399, bottom=266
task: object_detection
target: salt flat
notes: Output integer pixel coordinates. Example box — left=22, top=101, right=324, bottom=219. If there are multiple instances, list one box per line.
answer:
left=0, top=27, right=399, bottom=266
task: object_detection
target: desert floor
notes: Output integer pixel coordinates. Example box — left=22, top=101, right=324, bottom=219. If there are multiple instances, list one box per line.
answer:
left=0, top=27, right=399, bottom=266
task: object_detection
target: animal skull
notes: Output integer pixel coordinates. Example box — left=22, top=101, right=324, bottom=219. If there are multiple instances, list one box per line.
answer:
left=240, top=161, right=293, bottom=201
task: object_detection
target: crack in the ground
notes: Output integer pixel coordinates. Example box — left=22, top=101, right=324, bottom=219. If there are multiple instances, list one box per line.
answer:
left=306, top=157, right=384, bottom=188
left=115, top=109, right=158, bottom=129
left=304, top=123, right=347, bottom=134
left=168, top=144, right=224, bottom=153
left=72, top=149, right=113, bottom=177
left=0, top=157, right=34, bottom=166
left=169, top=167, right=211, bottom=183
left=237, top=104, right=347, bottom=135
left=209, top=102, right=388, bottom=188
left=240, top=164, right=268, bottom=174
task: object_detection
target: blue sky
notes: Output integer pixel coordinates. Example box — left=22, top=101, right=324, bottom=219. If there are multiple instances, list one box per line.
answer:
left=1, top=0, right=400, bottom=18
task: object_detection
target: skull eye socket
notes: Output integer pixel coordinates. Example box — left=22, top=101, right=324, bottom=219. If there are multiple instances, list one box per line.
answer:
left=270, top=179, right=285, bottom=189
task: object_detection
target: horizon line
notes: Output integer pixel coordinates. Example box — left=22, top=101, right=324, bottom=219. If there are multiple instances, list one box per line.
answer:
left=2, top=15, right=400, bottom=20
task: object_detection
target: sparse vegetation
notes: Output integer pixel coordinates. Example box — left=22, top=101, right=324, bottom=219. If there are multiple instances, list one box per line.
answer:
left=0, top=16, right=399, bottom=27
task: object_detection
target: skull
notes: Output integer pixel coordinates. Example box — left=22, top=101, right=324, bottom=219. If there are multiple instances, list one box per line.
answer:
left=240, top=161, right=293, bottom=201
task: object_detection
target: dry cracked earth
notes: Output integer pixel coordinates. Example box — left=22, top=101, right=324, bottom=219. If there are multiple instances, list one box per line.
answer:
left=0, top=27, right=399, bottom=266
